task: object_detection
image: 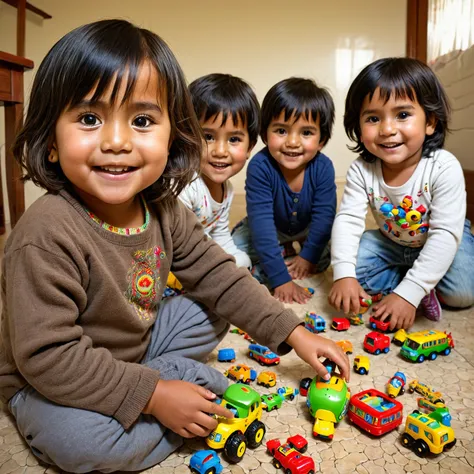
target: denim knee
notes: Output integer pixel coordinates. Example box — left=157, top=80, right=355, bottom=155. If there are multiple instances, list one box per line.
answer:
left=438, top=288, right=474, bottom=309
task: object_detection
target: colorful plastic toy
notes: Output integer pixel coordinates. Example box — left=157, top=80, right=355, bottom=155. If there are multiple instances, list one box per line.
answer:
left=349, top=294, right=382, bottom=325
left=304, top=312, right=326, bottom=333
left=304, top=287, right=315, bottom=296
left=243, top=333, right=256, bottom=344
left=348, top=389, right=403, bottom=436
left=257, top=371, right=277, bottom=388
left=353, top=355, right=370, bottom=375
left=386, top=371, right=407, bottom=398
left=369, top=315, right=391, bottom=332
left=207, top=384, right=266, bottom=463
left=364, top=331, right=390, bottom=355
left=277, top=386, right=299, bottom=401
left=261, top=393, right=284, bottom=411
left=224, top=364, right=257, bottom=385
left=392, top=328, right=408, bottom=346
left=248, top=344, right=280, bottom=366
left=408, top=380, right=445, bottom=404
left=266, top=435, right=315, bottom=474
left=400, top=330, right=454, bottom=363
left=229, top=328, right=245, bottom=335
left=336, top=340, right=353, bottom=354
left=306, top=360, right=350, bottom=440
left=417, top=397, right=448, bottom=415
left=189, top=449, right=223, bottom=474
left=299, top=377, right=312, bottom=397
left=217, top=348, right=236, bottom=363
left=402, top=409, right=456, bottom=457
left=331, top=318, right=350, bottom=331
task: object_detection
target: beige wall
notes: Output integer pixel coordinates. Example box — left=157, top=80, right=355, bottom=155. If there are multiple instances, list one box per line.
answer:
left=0, top=0, right=407, bottom=222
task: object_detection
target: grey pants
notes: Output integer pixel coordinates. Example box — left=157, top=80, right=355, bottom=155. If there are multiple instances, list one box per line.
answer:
left=8, top=296, right=229, bottom=473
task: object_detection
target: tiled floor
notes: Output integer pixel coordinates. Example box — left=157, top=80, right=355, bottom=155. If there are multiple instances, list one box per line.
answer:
left=0, top=195, right=473, bottom=474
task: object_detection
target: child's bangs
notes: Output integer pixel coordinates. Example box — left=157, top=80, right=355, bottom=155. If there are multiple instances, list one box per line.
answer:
left=279, top=106, right=318, bottom=125
left=366, top=75, right=417, bottom=106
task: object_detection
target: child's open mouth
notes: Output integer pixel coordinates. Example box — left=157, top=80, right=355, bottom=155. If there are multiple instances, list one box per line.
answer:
left=96, top=166, right=137, bottom=175
left=283, top=152, right=302, bottom=158
left=210, top=162, right=230, bottom=170
left=380, top=143, right=402, bottom=149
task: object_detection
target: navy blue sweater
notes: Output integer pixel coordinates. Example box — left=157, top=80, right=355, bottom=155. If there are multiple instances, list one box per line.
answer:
left=246, top=147, right=336, bottom=288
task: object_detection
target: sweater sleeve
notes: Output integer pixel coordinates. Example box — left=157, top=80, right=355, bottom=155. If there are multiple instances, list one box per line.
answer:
left=393, top=158, right=466, bottom=306
left=4, top=245, right=160, bottom=429
left=168, top=201, right=302, bottom=354
left=331, top=161, right=370, bottom=280
left=246, top=157, right=291, bottom=288
left=299, top=158, right=337, bottom=264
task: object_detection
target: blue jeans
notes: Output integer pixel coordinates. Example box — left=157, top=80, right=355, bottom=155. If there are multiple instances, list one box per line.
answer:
left=356, top=219, right=474, bottom=308
left=231, top=217, right=330, bottom=286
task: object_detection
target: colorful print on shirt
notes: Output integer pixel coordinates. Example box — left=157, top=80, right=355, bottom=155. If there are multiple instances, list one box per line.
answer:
left=126, top=247, right=166, bottom=321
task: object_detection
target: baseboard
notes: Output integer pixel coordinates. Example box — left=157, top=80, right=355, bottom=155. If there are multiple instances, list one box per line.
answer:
left=465, top=169, right=474, bottom=222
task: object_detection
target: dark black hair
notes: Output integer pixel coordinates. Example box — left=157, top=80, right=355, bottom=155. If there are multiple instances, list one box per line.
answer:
left=344, top=57, right=450, bottom=162
left=189, top=73, right=260, bottom=149
left=260, top=77, right=335, bottom=145
left=13, top=19, right=202, bottom=205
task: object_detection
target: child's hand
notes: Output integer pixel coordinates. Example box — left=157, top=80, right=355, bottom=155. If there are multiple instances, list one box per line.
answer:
left=286, top=325, right=350, bottom=381
left=274, top=281, right=312, bottom=304
left=328, top=277, right=370, bottom=315
left=286, top=256, right=316, bottom=280
left=371, top=293, right=416, bottom=330
left=143, top=380, right=234, bottom=438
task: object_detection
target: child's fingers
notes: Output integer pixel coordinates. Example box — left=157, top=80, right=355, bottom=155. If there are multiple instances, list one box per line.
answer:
left=342, top=296, right=352, bottom=314
left=188, top=422, right=212, bottom=438
left=350, top=294, right=360, bottom=315
left=196, top=386, right=217, bottom=400
left=359, top=288, right=371, bottom=300
left=379, top=309, right=391, bottom=322
left=371, top=304, right=386, bottom=318
left=309, top=358, right=331, bottom=381
left=206, top=400, right=234, bottom=420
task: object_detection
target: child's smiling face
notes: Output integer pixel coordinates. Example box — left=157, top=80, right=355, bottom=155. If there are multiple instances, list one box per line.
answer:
left=266, top=111, right=324, bottom=175
left=359, top=88, right=435, bottom=171
left=54, top=61, right=171, bottom=220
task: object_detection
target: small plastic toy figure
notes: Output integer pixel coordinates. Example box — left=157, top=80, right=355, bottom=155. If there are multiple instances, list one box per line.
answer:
left=304, top=312, right=326, bottom=333
left=349, top=294, right=382, bottom=325
left=261, top=393, right=284, bottom=411
left=306, top=359, right=350, bottom=440
left=266, top=435, right=315, bottom=474
left=353, top=355, right=370, bottom=375
left=402, top=409, right=456, bottom=457
left=364, top=331, right=390, bottom=355
left=408, top=380, right=445, bottom=404
left=392, top=328, right=408, bottom=346
left=331, top=318, right=350, bottom=331
left=217, top=348, right=236, bottom=363
left=299, top=377, right=312, bottom=396
left=336, top=340, right=353, bottom=354
left=386, top=371, right=407, bottom=398
left=248, top=344, right=280, bottom=366
left=400, top=330, right=454, bottom=363
left=224, top=364, right=257, bottom=385
left=207, top=384, right=266, bottom=463
left=189, top=449, right=223, bottom=474
left=257, top=371, right=277, bottom=388
left=277, top=386, right=299, bottom=401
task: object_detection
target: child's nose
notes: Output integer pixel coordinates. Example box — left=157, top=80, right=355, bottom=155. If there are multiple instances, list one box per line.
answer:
left=379, top=119, right=396, bottom=136
left=100, top=121, right=132, bottom=153
left=212, top=140, right=229, bottom=157
left=286, top=132, right=300, bottom=147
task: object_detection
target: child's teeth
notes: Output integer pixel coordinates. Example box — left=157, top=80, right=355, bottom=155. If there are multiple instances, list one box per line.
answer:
left=101, top=166, right=129, bottom=172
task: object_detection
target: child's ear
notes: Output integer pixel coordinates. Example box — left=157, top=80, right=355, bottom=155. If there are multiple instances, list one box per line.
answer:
left=425, top=114, right=437, bottom=136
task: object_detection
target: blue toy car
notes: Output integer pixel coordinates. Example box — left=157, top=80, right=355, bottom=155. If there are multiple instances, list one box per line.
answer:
left=304, top=312, right=326, bottom=333
left=248, top=344, right=280, bottom=365
left=189, top=449, right=223, bottom=474
left=217, top=348, right=236, bottom=363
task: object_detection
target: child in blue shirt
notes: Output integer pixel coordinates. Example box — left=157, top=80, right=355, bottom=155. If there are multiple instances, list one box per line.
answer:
left=233, top=78, right=337, bottom=304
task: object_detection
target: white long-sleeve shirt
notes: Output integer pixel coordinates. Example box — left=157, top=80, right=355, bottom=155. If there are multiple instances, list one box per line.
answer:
left=331, top=149, right=466, bottom=307
left=179, top=175, right=252, bottom=269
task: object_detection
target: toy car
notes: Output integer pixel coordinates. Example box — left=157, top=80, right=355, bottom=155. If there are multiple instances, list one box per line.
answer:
left=306, top=360, right=350, bottom=440
left=336, top=340, right=353, bottom=354
left=229, top=328, right=245, bottom=335
left=402, top=409, right=456, bottom=457
left=189, top=449, right=223, bottom=474
left=299, top=377, right=312, bottom=397
left=261, top=393, right=284, bottom=411
left=386, top=371, right=407, bottom=398
left=257, top=371, right=277, bottom=388
left=408, top=380, right=444, bottom=404
left=369, top=315, right=391, bottom=332
left=266, top=435, right=315, bottom=474
left=217, top=348, right=236, bottom=363
left=331, top=318, right=350, bottom=331
left=207, top=384, right=266, bottom=463
left=348, top=389, right=403, bottom=436
left=248, top=344, right=280, bottom=366
left=349, top=294, right=382, bottom=325
left=243, top=333, right=256, bottom=343
left=224, top=364, right=257, bottom=384
left=277, top=386, right=299, bottom=401
left=304, top=312, right=326, bottom=333
left=364, top=331, right=390, bottom=355
left=400, top=330, right=454, bottom=363
left=392, top=328, right=408, bottom=346
left=353, top=355, right=370, bottom=375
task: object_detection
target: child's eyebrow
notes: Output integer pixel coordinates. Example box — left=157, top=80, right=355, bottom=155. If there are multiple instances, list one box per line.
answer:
left=362, top=104, right=415, bottom=117
left=71, top=99, right=163, bottom=114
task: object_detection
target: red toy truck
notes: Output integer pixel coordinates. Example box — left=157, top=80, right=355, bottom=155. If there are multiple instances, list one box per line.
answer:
left=364, top=331, right=390, bottom=355
left=266, top=435, right=315, bottom=474
left=369, top=315, right=391, bottom=332
left=331, top=318, right=350, bottom=331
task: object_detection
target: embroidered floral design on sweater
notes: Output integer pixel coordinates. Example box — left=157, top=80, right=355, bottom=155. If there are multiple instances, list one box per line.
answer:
left=126, top=247, right=166, bottom=320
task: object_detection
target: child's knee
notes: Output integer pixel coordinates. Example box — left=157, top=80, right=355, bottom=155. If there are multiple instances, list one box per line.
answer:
left=439, top=288, right=474, bottom=309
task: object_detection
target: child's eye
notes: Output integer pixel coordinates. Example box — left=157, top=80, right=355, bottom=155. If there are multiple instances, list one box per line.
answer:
left=204, top=133, right=214, bottom=142
left=398, top=111, right=410, bottom=120
left=133, top=115, right=154, bottom=128
left=366, top=116, right=379, bottom=124
left=80, top=113, right=100, bottom=127
left=229, top=136, right=242, bottom=144
left=275, top=128, right=286, bottom=135
left=302, top=130, right=314, bottom=137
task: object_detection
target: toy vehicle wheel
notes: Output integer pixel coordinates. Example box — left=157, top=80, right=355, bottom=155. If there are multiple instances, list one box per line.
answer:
left=190, top=469, right=199, bottom=474
left=358, top=367, right=367, bottom=375
left=401, top=433, right=414, bottom=448
left=433, top=398, right=445, bottom=404
left=443, top=348, right=451, bottom=356
left=289, top=441, right=308, bottom=453
left=273, top=459, right=281, bottom=469
left=225, top=432, right=247, bottom=463
left=400, top=387, right=405, bottom=395
left=393, top=339, right=402, bottom=346
left=289, top=394, right=295, bottom=401
left=414, top=439, right=429, bottom=457
left=285, top=469, right=292, bottom=474
left=408, top=387, right=415, bottom=394
left=375, top=349, right=381, bottom=355
left=383, top=348, right=389, bottom=353
left=245, top=420, right=266, bottom=449
left=416, top=354, right=425, bottom=363
left=429, top=352, right=437, bottom=361
left=249, top=352, right=254, bottom=358
left=205, top=468, right=216, bottom=474
left=445, top=439, right=457, bottom=450
left=370, top=323, right=376, bottom=329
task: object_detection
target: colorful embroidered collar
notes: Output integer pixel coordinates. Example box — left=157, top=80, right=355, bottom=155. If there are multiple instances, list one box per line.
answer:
left=84, top=198, right=150, bottom=236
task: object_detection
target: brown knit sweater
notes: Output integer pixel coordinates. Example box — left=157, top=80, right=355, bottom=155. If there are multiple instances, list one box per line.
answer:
left=0, top=191, right=301, bottom=429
